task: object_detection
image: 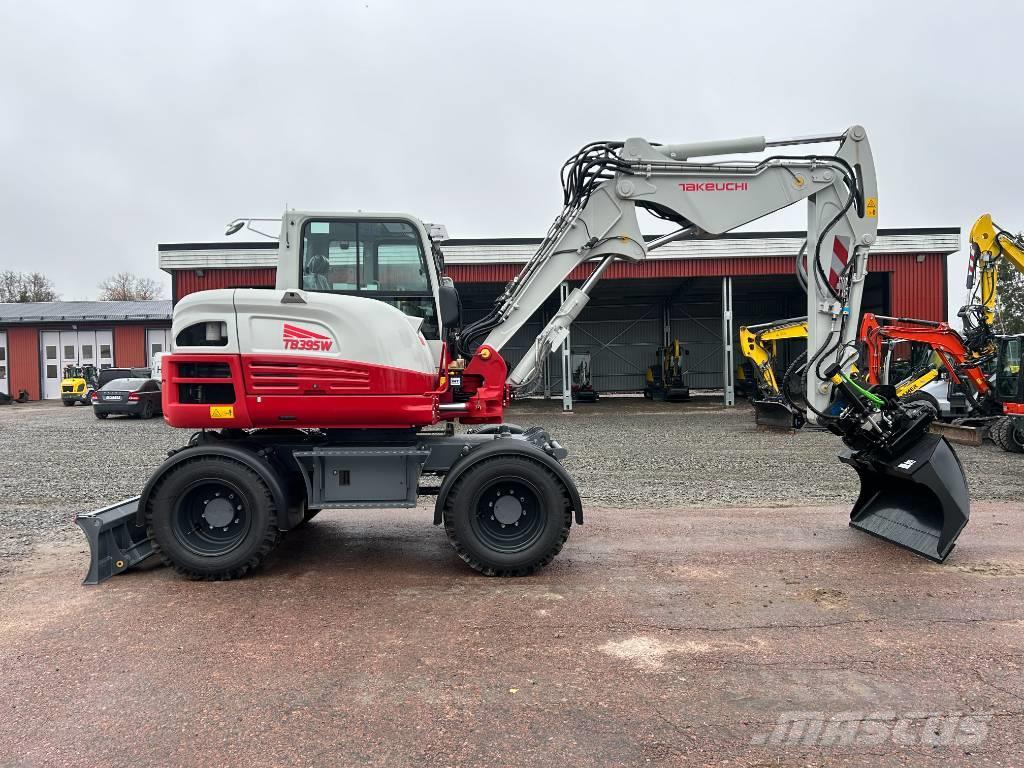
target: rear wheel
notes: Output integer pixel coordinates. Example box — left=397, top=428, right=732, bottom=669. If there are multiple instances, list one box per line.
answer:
left=141, top=400, right=155, bottom=419
left=146, top=455, right=282, bottom=580
left=443, top=454, right=571, bottom=576
left=94, top=410, right=108, bottom=419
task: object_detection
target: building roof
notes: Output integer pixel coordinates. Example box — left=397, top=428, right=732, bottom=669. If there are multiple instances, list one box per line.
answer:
left=0, top=300, right=172, bottom=325
left=158, top=227, right=961, bottom=271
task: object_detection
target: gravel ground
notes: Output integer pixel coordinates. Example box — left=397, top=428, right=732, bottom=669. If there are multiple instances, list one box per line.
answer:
left=1, top=397, right=1021, bottom=567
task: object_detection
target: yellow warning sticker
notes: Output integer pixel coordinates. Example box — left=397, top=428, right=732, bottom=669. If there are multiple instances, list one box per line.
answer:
left=866, top=197, right=878, bottom=218
left=209, top=406, right=234, bottom=419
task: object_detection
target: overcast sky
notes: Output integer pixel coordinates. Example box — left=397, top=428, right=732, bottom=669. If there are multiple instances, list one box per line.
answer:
left=1, top=0, right=1021, bottom=317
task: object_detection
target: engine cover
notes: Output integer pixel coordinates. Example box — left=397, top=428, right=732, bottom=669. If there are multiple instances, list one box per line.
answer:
left=163, top=289, right=442, bottom=429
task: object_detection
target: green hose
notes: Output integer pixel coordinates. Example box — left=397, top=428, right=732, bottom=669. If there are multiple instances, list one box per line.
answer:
left=841, top=373, right=886, bottom=407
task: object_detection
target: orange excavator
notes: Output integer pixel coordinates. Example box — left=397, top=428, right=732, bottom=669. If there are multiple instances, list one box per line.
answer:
left=857, top=312, right=1000, bottom=419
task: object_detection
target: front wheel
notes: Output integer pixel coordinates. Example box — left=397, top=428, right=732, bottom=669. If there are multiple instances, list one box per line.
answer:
left=146, top=455, right=282, bottom=580
left=443, top=454, right=572, bottom=576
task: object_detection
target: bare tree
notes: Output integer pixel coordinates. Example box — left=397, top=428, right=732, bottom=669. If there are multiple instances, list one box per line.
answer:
left=98, top=272, right=163, bottom=301
left=0, top=270, right=58, bottom=302
left=996, top=259, right=1024, bottom=334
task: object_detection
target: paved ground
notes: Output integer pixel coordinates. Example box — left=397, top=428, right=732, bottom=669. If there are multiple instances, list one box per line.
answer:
left=0, top=400, right=1022, bottom=766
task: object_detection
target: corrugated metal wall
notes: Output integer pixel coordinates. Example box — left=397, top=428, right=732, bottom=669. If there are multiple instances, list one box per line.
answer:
left=165, top=252, right=946, bottom=396
left=174, top=268, right=276, bottom=302
left=7, top=327, right=40, bottom=400
left=114, top=326, right=146, bottom=368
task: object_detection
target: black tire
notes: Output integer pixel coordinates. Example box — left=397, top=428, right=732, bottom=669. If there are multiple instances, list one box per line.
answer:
left=443, top=454, right=571, bottom=576
left=94, top=410, right=108, bottom=419
left=901, top=391, right=942, bottom=419
left=997, top=416, right=1024, bottom=453
left=145, top=455, right=282, bottom=580
left=62, top=400, right=73, bottom=407
left=141, top=400, right=155, bottom=419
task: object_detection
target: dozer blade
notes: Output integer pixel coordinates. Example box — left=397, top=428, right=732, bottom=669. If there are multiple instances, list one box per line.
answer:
left=753, top=398, right=803, bottom=430
left=74, top=497, right=155, bottom=584
left=840, top=433, right=969, bottom=562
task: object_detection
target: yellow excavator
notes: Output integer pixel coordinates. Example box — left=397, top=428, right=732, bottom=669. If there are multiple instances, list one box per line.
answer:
left=967, top=213, right=1024, bottom=328
left=967, top=213, right=1024, bottom=450
left=739, top=317, right=940, bottom=428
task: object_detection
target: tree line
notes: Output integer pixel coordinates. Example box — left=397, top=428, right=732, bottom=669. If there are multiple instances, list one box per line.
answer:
left=0, top=271, right=164, bottom=303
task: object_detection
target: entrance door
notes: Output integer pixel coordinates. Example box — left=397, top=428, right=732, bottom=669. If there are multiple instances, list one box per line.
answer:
left=41, top=331, right=61, bottom=399
left=0, top=331, right=7, bottom=395
left=96, top=330, right=114, bottom=369
left=146, top=329, right=170, bottom=369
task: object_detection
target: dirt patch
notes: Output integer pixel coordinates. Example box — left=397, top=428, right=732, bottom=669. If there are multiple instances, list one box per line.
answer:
left=598, top=635, right=748, bottom=671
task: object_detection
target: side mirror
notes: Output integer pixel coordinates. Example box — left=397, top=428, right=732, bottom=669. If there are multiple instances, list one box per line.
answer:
left=438, top=280, right=461, bottom=328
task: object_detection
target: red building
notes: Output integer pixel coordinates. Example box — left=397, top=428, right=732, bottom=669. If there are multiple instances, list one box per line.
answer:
left=159, top=227, right=958, bottom=395
left=0, top=301, right=171, bottom=401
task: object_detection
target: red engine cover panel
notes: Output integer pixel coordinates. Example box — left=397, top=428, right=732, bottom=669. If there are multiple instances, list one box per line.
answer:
left=162, top=353, right=442, bottom=430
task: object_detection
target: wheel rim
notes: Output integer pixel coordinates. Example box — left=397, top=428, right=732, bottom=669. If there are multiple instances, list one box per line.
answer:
left=172, top=479, right=252, bottom=557
left=470, top=475, right=547, bottom=554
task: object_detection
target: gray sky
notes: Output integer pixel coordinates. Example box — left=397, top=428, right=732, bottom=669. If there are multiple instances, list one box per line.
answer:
left=1, top=0, right=1021, bottom=317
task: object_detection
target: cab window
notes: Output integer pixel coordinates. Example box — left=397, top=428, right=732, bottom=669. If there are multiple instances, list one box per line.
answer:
left=300, top=219, right=438, bottom=338
left=301, top=219, right=430, bottom=294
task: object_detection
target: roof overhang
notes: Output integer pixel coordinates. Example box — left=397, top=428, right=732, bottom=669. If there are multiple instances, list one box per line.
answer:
left=158, top=228, right=960, bottom=272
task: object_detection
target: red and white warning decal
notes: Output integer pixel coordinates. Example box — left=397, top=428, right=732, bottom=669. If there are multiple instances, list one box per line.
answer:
left=829, top=235, right=851, bottom=290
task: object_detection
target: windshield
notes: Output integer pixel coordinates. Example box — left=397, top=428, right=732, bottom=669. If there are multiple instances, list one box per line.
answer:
left=301, top=219, right=430, bottom=293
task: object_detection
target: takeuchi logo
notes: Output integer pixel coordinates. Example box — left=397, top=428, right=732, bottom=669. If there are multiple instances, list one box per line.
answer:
left=283, top=323, right=333, bottom=352
left=679, top=181, right=749, bottom=192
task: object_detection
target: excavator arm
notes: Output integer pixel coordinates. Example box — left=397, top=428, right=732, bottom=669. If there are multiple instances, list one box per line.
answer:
left=968, top=213, right=1024, bottom=328
left=462, top=128, right=877, bottom=424
left=457, top=126, right=970, bottom=562
left=858, top=312, right=997, bottom=414
left=739, top=317, right=809, bottom=397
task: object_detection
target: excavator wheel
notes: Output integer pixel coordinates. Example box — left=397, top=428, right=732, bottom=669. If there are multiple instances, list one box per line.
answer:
left=994, top=416, right=1024, bottom=453
left=145, top=455, right=282, bottom=580
left=442, top=454, right=571, bottom=576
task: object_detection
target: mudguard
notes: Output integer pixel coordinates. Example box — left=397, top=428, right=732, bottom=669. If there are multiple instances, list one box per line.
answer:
left=433, top=438, right=584, bottom=526
left=841, top=432, right=970, bottom=562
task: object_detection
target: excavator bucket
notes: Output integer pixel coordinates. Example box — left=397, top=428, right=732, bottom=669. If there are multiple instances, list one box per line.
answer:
left=753, top=398, right=803, bottom=430
left=840, top=432, right=969, bottom=562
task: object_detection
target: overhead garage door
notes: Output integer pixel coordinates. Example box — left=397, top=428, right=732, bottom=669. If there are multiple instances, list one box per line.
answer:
left=0, top=331, right=7, bottom=396
left=40, top=330, right=114, bottom=399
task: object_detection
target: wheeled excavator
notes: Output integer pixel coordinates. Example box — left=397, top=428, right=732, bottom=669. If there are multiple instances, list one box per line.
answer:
left=76, top=125, right=973, bottom=585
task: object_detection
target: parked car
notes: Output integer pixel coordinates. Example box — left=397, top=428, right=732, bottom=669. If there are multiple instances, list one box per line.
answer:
left=96, top=366, right=151, bottom=390
left=91, top=378, right=162, bottom=419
